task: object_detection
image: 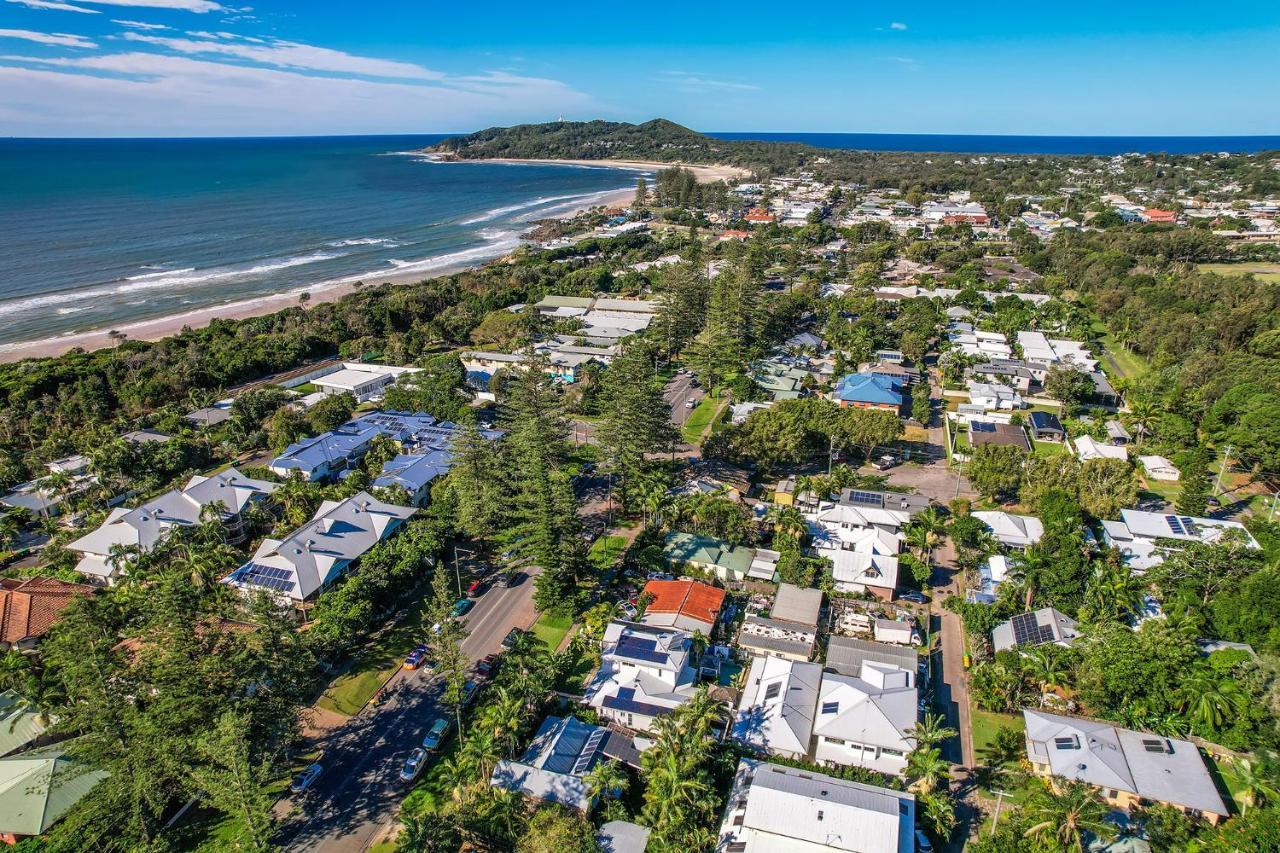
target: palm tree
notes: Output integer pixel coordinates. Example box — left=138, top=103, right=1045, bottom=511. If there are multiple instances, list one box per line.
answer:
left=482, top=687, right=527, bottom=757
left=458, top=727, right=500, bottom=786
left=1022, top=781, right=1116, bottom=852
left=1008, top=545, right=1055, bottom=610
left=1083, top=560, right=1148, bottom=622
left=906, top=747, right=950, bottom=795
left=768, top=505, right=808, bottom=541
left=1233, top=752, right=1280, bottom=813
left=0, top=513, right=20, bottom=551
left=909, top=506, right=948, bottom=565
left=1024, top=644, right=1071, bottom=703
left=1178, top=667, right=1246, bottom=731
left=585, top=759, right=629, bottom=806
left=1124, top=399, right=1159, bottom=447
left=908, top=713, right=957, bottom=751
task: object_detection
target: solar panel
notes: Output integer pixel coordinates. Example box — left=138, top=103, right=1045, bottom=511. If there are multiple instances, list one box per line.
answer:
left=616, top=637, right=667, bottom=664
left=971, top=421, right=996, bottom=433
left=236, top=563, right=294, bottom=593
left=1166, top=515, right=1185, bottom=535
left=846, top=490, right=886, bottom=508
left=1010, top=612, right=1056, bottom=647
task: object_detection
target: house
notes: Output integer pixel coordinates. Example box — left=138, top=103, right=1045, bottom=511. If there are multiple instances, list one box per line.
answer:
left=271, top=411, right=477, bottom=482
left=67, top=468, right=276, bottom=584
left=585, top=621, right=699, bottom=732
left=772, top=476, right=796, bottom=507
left=863, top=361, right=921, bottom=385
left=737, top=583, right=823, bottom=661
left=825, top=636, right=918, bottom=679
left=874, top=619, right=915, bottom=646
left=992, top=608, right=1080, bottom=653
left=1074, top=434, right=1128, bottom=462
left=639, top=579, right=726, bottom=635
left=968, top=420, right=1031, bottom=453
left=371, top=451, right=453, bottom=506
left=1, top=455, right=96, bottom=518
left=1016, top=332, right=1098, bottom=373
left=1028, top=411, right=1065, bottom=442
left=1141, top=208, right=1177, bottom=224
left=490, top=715, right=609, bottom=812
left=833, top=373, right=903, bottom=412
left=597, top=821, right=651, bottom=853
left=730, top=402, right=773, bottom=425
left=967, top=381, right=1023, bottom=411
left=717, top=759, right=916, bottom=853
left=1139, top=455, right=1180, bottom=482
left=744, top=208, right=776, bottom=224
left=0, top=692, right=52, bottom=759
left=785, top=331, right=825, bottom=350
left=185, top=403, right=232, bottom=428
left=813, top=661, right=917, bottom=776
left=970, top=555, right=1012, bottom=604
left=222, top=491, right=414, bottom=603
left=662, top=532, right=777, bottom=582
left=120, top=429, right=170, bottom=445
left=1101, top=509, right=1259, bottom=571
left=1105, top=420, right=1132, bottom=446
left=686, top=459, right=753, bottom=502
left=1023, top=710, right=1228, bottom=824
left=0, top=744, right=108, bottom=843
left=310, top=362, right=420, bottom=403
left=971, top=360, right=1035, bottom=393
left=973, top=511, right=1044, bottom=550
left=731, top=656, right=822, bottom=760
left=0, top=578, right=92, bottom=651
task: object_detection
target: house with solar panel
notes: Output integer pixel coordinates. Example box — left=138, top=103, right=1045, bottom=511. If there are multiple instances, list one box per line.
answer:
left=67, top=468, right=276, bottom=585
left=222, top=491, right=414, bottom=604
left=716, top=759, right=916, bottom=853
left=805, top=489, right=926, bottom=602
left=992, top=608, right=1080, bottom=653
left=1023, top=710, right=1229, bottom=825
left=489, top=715, right=611, bottom=812
left=584, top=621, right=700, bottom=732
left=1101, top=508, right=1260, bottom=571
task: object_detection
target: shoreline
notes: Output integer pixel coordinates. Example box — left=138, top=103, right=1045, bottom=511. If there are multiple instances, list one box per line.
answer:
left=0, top=185, right=636, bottom=364
left=436, top=155, right=751, bottom=184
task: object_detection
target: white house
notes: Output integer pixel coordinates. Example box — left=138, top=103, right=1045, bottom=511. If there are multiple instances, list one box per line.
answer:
left=967, top=381, right=1023, bottom=411
left=972, top=511, right=1044, bottom=550
left=717, top=759, right=916, bottom=853
left=310, top=362, right=420, bottom=402
left=1101, top=509, right=1260, bottom=571
left=68, top=468, right=276, bottom=584
left=584, top=621, right=699, bottom=732
left=812, top=662, right=917, bottom=777
left=222, top=491, right=414, bottom=602
left=731, top=656, right=822, bottom=760
left=1073, top=434, right=1129, bottom=462
left=1139, top=455, right=1180, bottom=482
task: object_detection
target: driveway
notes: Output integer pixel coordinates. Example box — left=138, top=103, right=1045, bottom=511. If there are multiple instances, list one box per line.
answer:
left=880, top=461, right=973, bottom=505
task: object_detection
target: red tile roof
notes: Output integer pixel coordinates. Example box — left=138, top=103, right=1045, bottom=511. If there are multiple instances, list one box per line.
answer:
left=0, top=577, right=92, bottom=645
left=1143, top=208, right=1176, bottom=222
left=642, top=579, right=726, bottom=629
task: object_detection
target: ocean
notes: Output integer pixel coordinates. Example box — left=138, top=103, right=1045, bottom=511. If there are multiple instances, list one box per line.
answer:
left=0, top=135, right=643, bottom=348
left=709, top=131, right=1280, bottom=156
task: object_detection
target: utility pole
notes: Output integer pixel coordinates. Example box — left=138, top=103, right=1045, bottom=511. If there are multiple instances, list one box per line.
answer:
left=1214, top=444, right=1232, bottom=498
left=452, top=545, right=474, bottom=598
left=989, top=790, right=1011, bottom=837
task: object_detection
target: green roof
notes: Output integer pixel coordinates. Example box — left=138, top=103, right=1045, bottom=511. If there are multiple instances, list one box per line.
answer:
left=662, top=532, right=754, bottom=575
left=0, top=692, right=50, bottom=759
left=535, top=295, right=595, bottom=309
left=0, top=744, right=107, bottom=836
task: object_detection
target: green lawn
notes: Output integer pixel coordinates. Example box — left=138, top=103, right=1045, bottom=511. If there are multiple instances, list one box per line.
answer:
left=291, top=382, right=318, bottom=394
left=682, top=398, right=722, bottom=443
left=1032, top=440, right=1065, bottom=457
left=316, top=595, right=430, bottom=717
left=530, top=610, right=575, bottom=651
left=971, top=708, right=1025, bottom=758
left=1093, top=321, right=1149, bottom=379
left=1198, top=261, right=1280, bottom=284
left=1208, top=753, right=1249, bottom=811
left=588, top=535, right=629, bottom=571
left=1142, top=478, right=1182, bottom=503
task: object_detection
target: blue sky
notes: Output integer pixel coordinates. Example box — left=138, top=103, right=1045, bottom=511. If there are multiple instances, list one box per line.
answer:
left=1, top=0, right=1278, bottom=137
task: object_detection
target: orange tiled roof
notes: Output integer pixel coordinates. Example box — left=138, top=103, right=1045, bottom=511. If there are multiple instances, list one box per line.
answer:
left=642, top=579, right=726, bottom=628
left=0, top=577, right=92, bottom=645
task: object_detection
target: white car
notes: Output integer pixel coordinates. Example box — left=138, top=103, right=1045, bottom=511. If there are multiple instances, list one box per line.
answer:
left=290, top=763, right=323, bottom=795
left=399, top=748, right=427, bottom=784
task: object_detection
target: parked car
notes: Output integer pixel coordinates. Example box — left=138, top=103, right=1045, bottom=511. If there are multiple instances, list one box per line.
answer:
left=399, top=748, right=427, bottom=784
left=422, top=717, right=452, bottom=751
left=290, top=763, right=323, bottom=794
left=451, top=598, right=474, bottom=618
left=493, top=570, right=521, bottom=589
left=474, top=654, right=499, bottom=679
left=872, top=454, right=900, bottom=471
left=403, top=644, right=429, bottom=670
left=915, top=829, right=935, bottom=852
left=460, top=679, right=480, bottom=707
left=501, top=628, right=525, bottom=650
left=465, top=579, right=485, bottom=597
left=898, top=591, right=928, bottom=605
left=619, top=601, right=638, bottom=620
left=684, top=399, right=696, bottom=409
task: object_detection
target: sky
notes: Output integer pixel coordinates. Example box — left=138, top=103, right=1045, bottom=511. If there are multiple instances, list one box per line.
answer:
left=1, top=0, right=1278, bottom=138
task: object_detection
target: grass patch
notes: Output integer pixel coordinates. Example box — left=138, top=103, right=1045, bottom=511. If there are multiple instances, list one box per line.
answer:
left=316, top=595, right=430, bottom=717
left=971, top=708, right=1025, bottom=758
left=682, top=398, right=722, bottom=443
left=588, top=535, right=629, bottom=571
left=1208, top=753, right=1249, bottom=811
left=530, top=610, right=575, bottom=651
left=1142, top=478, right=1182, bottom=503
left=1032, top=440, right=1066, bottom=458
left=1198, top=262, right=1280, bottom=284
left=1093, top=321, right=1149, bottom=379
left=291, top=382, right=318, bottom=394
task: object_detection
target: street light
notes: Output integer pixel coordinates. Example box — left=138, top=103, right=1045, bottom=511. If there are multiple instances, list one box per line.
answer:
left=452, top=545, right=474, bottom=598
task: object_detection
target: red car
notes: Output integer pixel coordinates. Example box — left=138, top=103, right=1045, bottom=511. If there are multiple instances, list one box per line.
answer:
left=475, top=654, right=499, bottom=679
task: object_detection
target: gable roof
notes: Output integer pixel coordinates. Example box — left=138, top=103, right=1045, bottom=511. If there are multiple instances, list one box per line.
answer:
left=0, top=744, right=108, bottom=836
left=972, top=511, right=1045, bottom=548
left=491, top=715, right=606, bottom=812
left=0, top=577, right=92, bottom=645
left=732, top=656, right=822, bottom=756
left=1029, top=411, right=1065, bottom=433
left=824, top=637, right=918, bottom=679
left=0, top=692, right=51, bottom=759
left=661, top=532, right=754, bottom=575
left=968, top=420, right=1031, bottom=452
left=813, top=664, right=917, bottom=754
left=640, top=580, right=725, bottom=632
left=771, top=583, right=823, bottom=627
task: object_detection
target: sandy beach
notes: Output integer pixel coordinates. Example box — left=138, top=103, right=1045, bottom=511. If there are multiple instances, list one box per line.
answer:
left=0, top=185, right=636, bottom=364
left=452, top=156, right=751, bottom=184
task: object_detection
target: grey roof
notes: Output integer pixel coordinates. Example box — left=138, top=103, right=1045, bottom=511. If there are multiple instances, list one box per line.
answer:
left=490, top=715, right=606, bottom=812
left=824, top=636, right=918, bottom=678
left=992, top=608, right=1080, bottom=653
left=1029, top=411, right=1065, bottom=433
left=771, top=583, right=823, bottom=627
left=597, top=821, right=651, bottom=853
left=732, top=657, right=821, bottom=757
left=1024, top=710, right=1228, bottom=817
left=836, top=488, right=930, bottom=515
left=185, top=406, right=232, bottom=427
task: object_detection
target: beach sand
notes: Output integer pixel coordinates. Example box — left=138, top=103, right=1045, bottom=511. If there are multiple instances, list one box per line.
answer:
left=0, top=186, right=637, bottom=364
left=465, top=157, right=751, bottom=184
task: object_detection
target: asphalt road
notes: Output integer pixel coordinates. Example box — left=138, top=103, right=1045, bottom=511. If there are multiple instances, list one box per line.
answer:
left=276, top=568, right=541, bottom=853
left=663, top=372, right=704, bottom=427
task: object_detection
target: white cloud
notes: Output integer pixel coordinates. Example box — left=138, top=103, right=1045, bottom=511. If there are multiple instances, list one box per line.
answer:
left=0, top=28, right=97, bottom=48
left=889, top=22, right=908, bottom=31
left=656, top=70, right=758, bottom=92
left=6, top=0, right=100, bottom=12
left=85, top=0, right=222, bottom=10
left=112, top=18, right=169, bottom=29
left=0, top=51, right=594, bottom=136
left=121, top=31, right=444, bottom=79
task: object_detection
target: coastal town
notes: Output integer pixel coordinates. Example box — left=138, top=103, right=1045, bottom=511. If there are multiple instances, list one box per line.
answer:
left=0, top=120, right=1278, bottom=853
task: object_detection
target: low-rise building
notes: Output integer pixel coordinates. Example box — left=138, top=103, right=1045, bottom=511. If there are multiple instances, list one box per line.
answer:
left=1101, top=509, right=1259, bottom=571
left=0, top=578, right=92, bottom=651
left=992, top=608, right=1080, bottom=653
left=731, top=656, right=822, bottom=760
left=813, top=661, right=917, bottom=776
left=1073, top=434, right=1128, bottom=462
left=1023, top=709, right=1228, bottom=824
left=967, top=381, right=1023, bottom=411
left=833, top=373, right=903, bottom=412
left=967, top=420, right=1031, bottom=453
left=1138, top=455, right=1180, bottom=482
left=310, top=362, right=420, bottom=402
left=737, top=583, right=823, bottom=661
left=1028, top=411, right=1065, bottom=442
left=639, top=579, right=726, bottom=635
left=824, top=636, right=918, bottom=679
left=585, top=621, right=699, bottom=732
left=490, top=715, right=609, bottom=812
left=716, top=759, right=916, bottom=853
left=972, top=511, right=1044, bottom=550
left=662, top=532, right=778, bottom=582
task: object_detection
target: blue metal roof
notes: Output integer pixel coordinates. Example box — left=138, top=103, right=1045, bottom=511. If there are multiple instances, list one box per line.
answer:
left=835, top=373, right=903, bottom=406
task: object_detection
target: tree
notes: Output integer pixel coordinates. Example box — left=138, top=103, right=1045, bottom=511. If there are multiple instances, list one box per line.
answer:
left=906, top=747, right=949, bottom=795
left=1043, top=365, right=1094, bottom=413
left=596, top=341, right=678, bottom=509
left=1177, top=665, right=1246, bottom=732
left=396, top=812, right=461, bottom=852
left=517, top=804, right=597, bottom=853
left=908, top=712, right=957, bottom=751
left=1023, top=644, right=1072, bottom=702
left=1233, top=752, right=1280, bottom=814
left=835, top=407, right=903, bottom=462
left=1022, top=781, right=1116, bottom=852
left=584, top=759, right=629, bottom=808
left=427, top=565, right=471, bottom=739
left=904, top=507, right=948, bottom=566
left=188, top=711, right=276, bottom=851
left=1075, top=457, right=1138, bottom=519
left=965, top=444, right=1026, bottom=502
left=911, top=380, right=931, bottom=424
left=633, top=176, right=649, bottom=209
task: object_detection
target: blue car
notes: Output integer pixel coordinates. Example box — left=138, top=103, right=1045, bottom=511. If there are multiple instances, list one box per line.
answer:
left=422, top=717, right=451, bottom=751
left=451, top=598, right=474, bottom=618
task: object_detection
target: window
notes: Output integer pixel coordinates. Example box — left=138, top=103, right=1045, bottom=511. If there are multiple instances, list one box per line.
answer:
left=764, top=682, right=781, bottom=701
left=1107, top=789, right=1119, bottom=800
left=1053, top=735, right=1080, bottom=750
left=825, top=737, right=846, bottom=746
left=821, top=701, right=840, bottom=715
left=733, top=814, right=744, bottom=827
left=882, top=748, right=903, bottom=757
